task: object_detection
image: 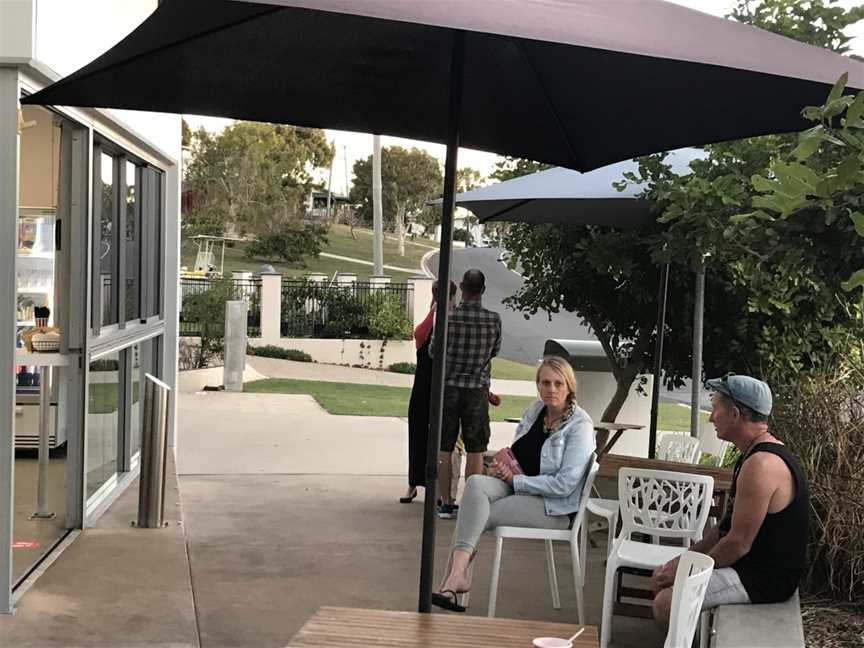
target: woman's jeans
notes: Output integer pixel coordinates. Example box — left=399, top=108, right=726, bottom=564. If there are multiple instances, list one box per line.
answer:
left=453, top=475, right=569, bottom=553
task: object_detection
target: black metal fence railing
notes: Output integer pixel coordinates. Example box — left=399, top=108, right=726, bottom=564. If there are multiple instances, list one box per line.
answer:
left=280, top=279, right=413, bottom=339
left=179, top=276, right=262, bottom=338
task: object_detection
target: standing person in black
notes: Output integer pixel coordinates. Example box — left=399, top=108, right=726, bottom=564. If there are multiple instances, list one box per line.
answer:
left=651, top=373, right=809, bottom=624
left=401, top=280, right=457, bottom=504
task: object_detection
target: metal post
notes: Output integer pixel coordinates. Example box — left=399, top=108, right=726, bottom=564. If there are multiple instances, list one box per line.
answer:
left=137, top=374, right=170, bottom=528
left=690, top=260, right=706, bottom=439
left=648, top=263, right=670, bottom=459
left=30, top=366, right=55, bottom=520
left=419, top=29, right=465, bottom=614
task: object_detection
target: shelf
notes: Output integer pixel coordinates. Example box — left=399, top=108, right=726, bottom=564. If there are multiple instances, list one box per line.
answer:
left=15, top=351, right=73, bottom=367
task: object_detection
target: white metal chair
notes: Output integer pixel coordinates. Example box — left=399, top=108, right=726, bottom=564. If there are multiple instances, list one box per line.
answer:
left=600, top=468, right=714, bottom=648
left=588, top=436, right=703, bottom=556
left=664, top=551, right=714, bottom=648
left=486, top=458, right=600, bottom=624
left=658, top=433, right=702, bottom=463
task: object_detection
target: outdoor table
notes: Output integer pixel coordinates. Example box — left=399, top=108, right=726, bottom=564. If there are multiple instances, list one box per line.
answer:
left=285, top=606, right=599, bottom=647
left=596, top=454, right=734, bottom=619
left=502, top=419, right=643, bottom=457
left=16, top=351, right=72, bottom=521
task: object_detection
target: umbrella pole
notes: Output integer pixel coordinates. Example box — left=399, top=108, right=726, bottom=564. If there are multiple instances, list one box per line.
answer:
left=690, top=259, right=706, bottom=438
left=648, top=263, right=670, bottom=459
left=419, top=29, right=465, bottom=614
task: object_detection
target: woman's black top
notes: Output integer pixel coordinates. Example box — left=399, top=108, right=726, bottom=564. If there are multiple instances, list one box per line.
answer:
left=511, top=406, right=547, bottom=476
left=718, top=442, right=809, bottom=604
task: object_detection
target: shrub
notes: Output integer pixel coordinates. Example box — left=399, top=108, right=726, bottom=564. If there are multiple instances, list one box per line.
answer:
left=90, top=358, right=120, bottom=372
left=770, top=360, right=864, bottom=602
left=366, top=292, right=412, bottom=340
left=248, top=345, right=312, bottom=362
left=182, top=276, right=234, bottom=368
left=388, top=362, right=417, bottom=375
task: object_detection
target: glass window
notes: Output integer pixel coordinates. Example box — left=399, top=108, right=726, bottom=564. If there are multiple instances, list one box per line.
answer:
left=146, top=169, right=163, bottom=318
left=87, top=351, right=121, bottom=497
left=130, top=341, right=148, bottom=457
left=125, top=161, right=140, bottom=322
left=96, top=152, right=117, bottom=327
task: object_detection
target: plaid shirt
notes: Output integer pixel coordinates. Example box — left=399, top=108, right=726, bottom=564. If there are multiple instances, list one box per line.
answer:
left=430, top=300, right=502, bottom=388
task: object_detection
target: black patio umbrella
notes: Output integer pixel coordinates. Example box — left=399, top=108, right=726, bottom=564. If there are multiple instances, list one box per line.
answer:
left=23, top=0, right=864, bottom=613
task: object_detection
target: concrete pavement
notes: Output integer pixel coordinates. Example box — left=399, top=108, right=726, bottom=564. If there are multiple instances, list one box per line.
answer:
left=1, top=389, right=664, bottom=648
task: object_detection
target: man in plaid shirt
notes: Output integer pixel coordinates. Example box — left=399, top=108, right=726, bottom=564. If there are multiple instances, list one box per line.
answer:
left=430, top=269, right=502, bottom=518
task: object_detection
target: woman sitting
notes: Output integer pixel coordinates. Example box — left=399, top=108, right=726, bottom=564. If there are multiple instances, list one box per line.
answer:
left=432, top=355, right=595, bottom=612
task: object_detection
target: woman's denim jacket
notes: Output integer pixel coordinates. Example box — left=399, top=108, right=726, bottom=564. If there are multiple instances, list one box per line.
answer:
left=511, top=399, right=595, bottom=516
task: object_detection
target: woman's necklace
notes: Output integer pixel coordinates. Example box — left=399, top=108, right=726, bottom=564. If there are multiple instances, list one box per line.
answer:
left=544, top=409, right=566, bottom=434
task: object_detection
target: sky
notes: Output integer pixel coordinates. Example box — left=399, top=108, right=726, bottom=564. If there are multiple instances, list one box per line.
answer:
left=33, top=0, right=864, bottom=192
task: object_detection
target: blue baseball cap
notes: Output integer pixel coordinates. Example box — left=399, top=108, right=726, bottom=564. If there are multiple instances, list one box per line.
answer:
left=705, top=373, right=772, bottom=416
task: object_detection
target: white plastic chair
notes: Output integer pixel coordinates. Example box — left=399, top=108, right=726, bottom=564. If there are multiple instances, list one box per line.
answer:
left=600, top=468, right=714, bottom=648
left=486, top=458, right=600, bottom=624
left=664, top=552, right=715, bottom=648
left=657, top=434, right=702, bottom=464
left=589, top=436, right=704, bottom=555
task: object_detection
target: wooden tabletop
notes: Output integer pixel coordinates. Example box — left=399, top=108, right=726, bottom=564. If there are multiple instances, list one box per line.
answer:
left=286, top=606, right=599, bottom=647
left=592, top=422, right=644, bottom=432
left=598, top=453, right=733, bottom=491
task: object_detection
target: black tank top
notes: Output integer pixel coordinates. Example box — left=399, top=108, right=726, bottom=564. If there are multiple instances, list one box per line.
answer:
left=718, top=443, right=809, bottom=603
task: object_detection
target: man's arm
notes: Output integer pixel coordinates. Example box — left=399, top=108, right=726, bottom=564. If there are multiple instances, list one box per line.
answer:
left=490, top=315, right=502, bottom=359
left=707, top=453, right=778, bottom=568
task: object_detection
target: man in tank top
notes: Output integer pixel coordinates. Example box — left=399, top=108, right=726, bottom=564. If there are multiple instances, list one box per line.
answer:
left=651, top=373, right=809, bottom=625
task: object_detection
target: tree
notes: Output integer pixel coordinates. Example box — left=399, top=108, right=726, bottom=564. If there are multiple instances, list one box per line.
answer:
left=490, top=157, right=552, bottom=182
left=184, top=121, right=334, bottom=263
left=504, top=0, right=864, bottom=421
left=349, top=146, right=442, bottom=254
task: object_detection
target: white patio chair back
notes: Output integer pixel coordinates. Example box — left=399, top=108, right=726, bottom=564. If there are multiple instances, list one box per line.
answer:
left=664, top=551, right=715, bottom=648
left=658, top=434, right=702, bottom=464
left=617, top=468, right=714, bottom=546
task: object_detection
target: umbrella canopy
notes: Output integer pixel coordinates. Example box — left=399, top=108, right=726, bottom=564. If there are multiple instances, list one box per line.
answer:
left=22, top=0, right=864, bottom=615
left=441, top=148, right=704, bottom=227
left=22, top=0, right=864, bottom=172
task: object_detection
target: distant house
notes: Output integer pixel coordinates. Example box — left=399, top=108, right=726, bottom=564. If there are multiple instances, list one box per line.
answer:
left=307, top=189, right=351, bottom=223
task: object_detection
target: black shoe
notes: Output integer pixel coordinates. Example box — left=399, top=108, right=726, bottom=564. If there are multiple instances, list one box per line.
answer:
left=399, top=487, right=418, bottom=504
left=431, top=590, right=466, bottom=612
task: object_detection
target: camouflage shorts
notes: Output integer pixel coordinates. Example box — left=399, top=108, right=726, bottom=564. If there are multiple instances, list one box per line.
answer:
left=441, top=386, right=490, bottom=453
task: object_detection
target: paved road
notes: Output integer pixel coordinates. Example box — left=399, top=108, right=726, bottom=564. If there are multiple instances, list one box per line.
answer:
left=425, top=247, right=594, bottom=365
left=425, top=247, right=709, bottom=409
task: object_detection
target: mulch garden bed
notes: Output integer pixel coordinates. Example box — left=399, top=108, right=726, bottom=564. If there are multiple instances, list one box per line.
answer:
left=802, top=597, right=864, bottom=647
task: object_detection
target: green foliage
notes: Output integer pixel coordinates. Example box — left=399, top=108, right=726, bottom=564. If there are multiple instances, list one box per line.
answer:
left=245, top=226, right=328, bottom=265
left=490, top=158, right=553, bottom=182
left=90, top=358, right=120, bottom=372
left=729, top=0, right=864, bottom=54
left=770, top=359, right=864, bottom=601
left=349, top=146, right=443, bottom=230
left=387, top=362, right=417, bottom=374
left=247, top=345, right=312, bottom=362
left=183, top=122, right=333, bottom=249
left=366, top=293, right=413, bottom=340
left=182, top=276, right=234, bottom=368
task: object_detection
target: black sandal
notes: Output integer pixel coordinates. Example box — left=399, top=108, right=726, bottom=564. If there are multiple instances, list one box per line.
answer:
left=431, top=589, right=466, bottom=613
left=399, top=487, right=418, bottom=504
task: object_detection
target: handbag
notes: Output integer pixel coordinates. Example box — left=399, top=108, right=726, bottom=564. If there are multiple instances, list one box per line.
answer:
left=493, top=447, right=524, bottom=475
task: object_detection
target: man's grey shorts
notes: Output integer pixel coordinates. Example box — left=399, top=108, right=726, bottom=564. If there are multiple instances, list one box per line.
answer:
left=702, top=568, right=751, bottom=609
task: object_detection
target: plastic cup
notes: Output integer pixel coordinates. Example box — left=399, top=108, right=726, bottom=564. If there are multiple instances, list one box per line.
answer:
left=532, top=638, right=573, bottom=648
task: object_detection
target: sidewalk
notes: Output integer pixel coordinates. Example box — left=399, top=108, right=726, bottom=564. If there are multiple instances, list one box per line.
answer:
left=245, top=355, right=537, bottom=397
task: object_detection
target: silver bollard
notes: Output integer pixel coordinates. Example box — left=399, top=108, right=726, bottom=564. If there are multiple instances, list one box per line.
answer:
left=137, top=374, right=170, bottom=528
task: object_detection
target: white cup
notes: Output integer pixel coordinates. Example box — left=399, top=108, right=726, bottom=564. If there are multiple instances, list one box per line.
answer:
left=532, top=638, right=573, bottom=648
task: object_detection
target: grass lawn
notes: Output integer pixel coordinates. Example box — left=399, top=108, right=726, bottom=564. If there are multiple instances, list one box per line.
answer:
left=658, top=402, right=710, bottom=433
left=182, top=224, right=431, bottom=281
left=244, top=378, right=535, bottom=421
left=491, top=357, right=538, bottom=381
left=245, top=376, right=707, bottom=433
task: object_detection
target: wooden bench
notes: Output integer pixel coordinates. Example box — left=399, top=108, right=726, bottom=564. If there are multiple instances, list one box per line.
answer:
left=703, top=591, right=805, bottom=648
